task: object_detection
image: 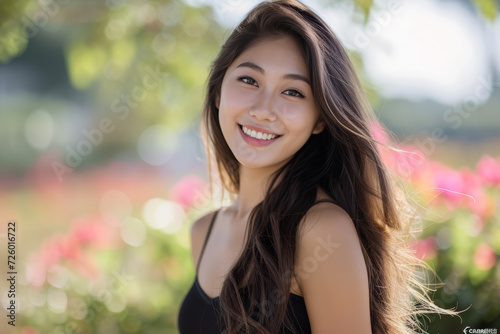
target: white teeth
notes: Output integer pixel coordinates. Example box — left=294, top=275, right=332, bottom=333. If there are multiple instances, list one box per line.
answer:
left=241, top=126, right=278, bottom=140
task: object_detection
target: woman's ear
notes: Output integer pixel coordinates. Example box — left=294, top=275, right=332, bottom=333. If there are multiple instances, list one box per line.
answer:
left=312, top=120, right=325, bottom=134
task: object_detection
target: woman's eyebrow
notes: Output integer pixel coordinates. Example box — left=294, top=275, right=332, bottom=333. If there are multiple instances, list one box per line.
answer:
left=284, top=73, right=310, bottom=86
left=236, top=61, right=264, bottom=74
left=236, top=61, right=310, bottom=86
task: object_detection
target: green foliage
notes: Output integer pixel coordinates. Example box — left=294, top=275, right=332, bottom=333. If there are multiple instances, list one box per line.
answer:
left=0, top=0, right=30, bottom=62
left=473, top=0, right=498, bottom=21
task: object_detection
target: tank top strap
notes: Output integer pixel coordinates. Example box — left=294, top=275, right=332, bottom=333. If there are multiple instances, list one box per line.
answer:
left=196, top=208, right=220, bottom=275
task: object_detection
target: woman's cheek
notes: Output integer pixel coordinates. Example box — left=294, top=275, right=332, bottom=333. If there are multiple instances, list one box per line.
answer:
left=223, top=86, right=255, bottom=113
left=276, top=102, right=302, bottom=121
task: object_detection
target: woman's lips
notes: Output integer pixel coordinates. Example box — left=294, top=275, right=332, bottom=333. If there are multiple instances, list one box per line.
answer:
left=238, top=124, right=281, bottom=147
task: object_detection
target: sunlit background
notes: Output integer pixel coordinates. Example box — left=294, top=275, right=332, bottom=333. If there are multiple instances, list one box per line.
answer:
left=0, top=0, right=499, bottom=333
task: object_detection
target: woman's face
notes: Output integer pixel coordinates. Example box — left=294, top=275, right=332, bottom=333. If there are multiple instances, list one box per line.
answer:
left=217, top=36, right=324, bottom=169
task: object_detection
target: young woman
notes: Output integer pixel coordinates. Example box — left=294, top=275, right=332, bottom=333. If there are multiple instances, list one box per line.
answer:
left=178, top=1, right=451, bottom=333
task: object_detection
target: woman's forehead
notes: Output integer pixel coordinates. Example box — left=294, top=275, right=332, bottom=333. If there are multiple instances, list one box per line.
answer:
left=228, top=36, right=309, bottom=77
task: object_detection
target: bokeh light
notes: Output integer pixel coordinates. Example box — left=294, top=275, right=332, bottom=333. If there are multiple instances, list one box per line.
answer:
left=47, top=287, right=68, bottom=314
left=137, top=125, right=179, bottom=166
left=120, top=217, right=147, bottom=247
left=24, top=109, right=54, bottom=151
left=142, top=198, right=186, bottom=234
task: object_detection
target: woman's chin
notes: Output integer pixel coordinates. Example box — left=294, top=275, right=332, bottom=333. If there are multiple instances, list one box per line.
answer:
left=236, top=159, right=268, bottom=169
left=235, top=156, right=288, bottom=171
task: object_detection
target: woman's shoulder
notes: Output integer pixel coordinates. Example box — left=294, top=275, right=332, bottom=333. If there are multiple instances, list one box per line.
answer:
left=294, top=195, right=371, bottom=331
left=298, top=200, right=355, bottom=241
left=190, top=209, right=219, bottom=238
left=295, top=188, right=364, bottom=276
left=189, top=209, right=220, bottom=265
left=297, top=187, right=354, bottom=239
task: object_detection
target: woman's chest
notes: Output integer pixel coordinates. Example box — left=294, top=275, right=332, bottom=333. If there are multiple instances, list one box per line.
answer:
left=198, top=225, right=303, bottom=299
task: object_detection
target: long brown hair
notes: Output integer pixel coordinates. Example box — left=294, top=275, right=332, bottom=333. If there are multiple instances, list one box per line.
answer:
left=200, top=1, right=454, bottom=333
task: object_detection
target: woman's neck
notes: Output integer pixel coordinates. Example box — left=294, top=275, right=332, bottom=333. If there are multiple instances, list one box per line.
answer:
left=228, top=164, right=285, bottom=221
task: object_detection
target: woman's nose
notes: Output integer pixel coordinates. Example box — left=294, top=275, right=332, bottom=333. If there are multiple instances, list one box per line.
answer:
left=248, top=91, right=277, bottom=121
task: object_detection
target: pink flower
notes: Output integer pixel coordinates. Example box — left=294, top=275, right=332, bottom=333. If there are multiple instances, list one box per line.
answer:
left=71, top=252, right=102, bottom=281
left=412, top=237, right=437, bottom=260
left=25, top=216, right=122, bottom=288
left=58, top=235, right=82, bottom=260
left=370, top=121, right=389, bottom=144
left=476, top=155, right=500, bottom=187
left=474, top=243, right=496, bottom=270
left=426, top=163, right=495, bottom=219
left=69, top=216, right=118, bottom=248
left=390, top=146, right=428, bottom=181
left=170, top=174, right=206, bottom=208
left=460, top=168, right=494, bottom=219
left=39, top=234, right=76, bottom=266
left=26, top=255, right=46, bottom=287
left=22, top=327, right=39, bottom=334
left=432, top=163, right=464, bottom=204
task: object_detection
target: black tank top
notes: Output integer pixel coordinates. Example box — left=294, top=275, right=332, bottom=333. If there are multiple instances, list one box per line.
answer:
left=177, top=208, right=312, bottom=333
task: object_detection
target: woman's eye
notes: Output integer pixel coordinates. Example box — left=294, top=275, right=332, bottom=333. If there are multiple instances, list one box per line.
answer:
left=238, top=76, right=258, bottom=86
left=283, top=89, right=305, bottom=98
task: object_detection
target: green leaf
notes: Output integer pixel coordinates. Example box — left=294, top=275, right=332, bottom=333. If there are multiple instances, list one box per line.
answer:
left=66, top=42, right=107, bottom=89
left=0, top=23, right=29, bottom=63
left=354, top=0, right=373, bottom=23
left=472, top=0, right=498, bottom=21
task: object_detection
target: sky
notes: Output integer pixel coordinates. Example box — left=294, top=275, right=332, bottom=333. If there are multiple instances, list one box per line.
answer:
left=186, top=0, right=498, bottom=106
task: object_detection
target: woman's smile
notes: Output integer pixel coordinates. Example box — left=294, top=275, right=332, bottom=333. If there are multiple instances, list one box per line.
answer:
left=238, top=123, right=282, bottom=147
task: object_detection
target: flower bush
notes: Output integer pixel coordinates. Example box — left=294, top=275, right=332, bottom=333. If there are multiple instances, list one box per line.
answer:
left=11, top=125, right=500, bottom=333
